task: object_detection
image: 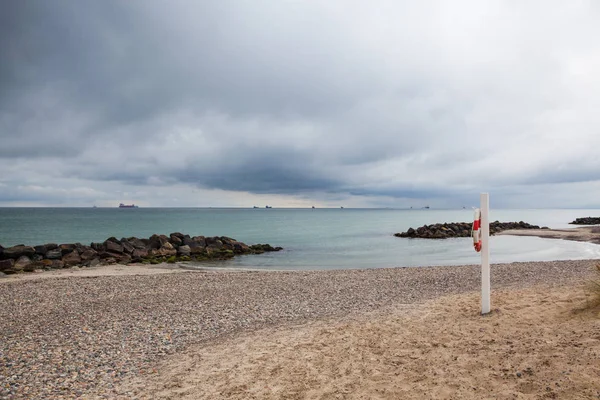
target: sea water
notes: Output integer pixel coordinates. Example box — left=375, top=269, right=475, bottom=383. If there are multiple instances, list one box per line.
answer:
left=0, top=208, right=599, bottom=270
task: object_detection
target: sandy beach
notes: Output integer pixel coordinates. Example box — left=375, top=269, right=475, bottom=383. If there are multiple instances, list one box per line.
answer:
left=498, top=226, right=600, bottom=245
left=1, top=259, right=599, bottom=399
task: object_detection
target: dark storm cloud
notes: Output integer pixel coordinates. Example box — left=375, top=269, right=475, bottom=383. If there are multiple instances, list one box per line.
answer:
left=1, top=1, right=600, bottom=207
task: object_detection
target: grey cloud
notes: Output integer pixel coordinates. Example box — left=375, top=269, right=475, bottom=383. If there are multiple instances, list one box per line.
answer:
left=1, top=1, right=600, bottom=207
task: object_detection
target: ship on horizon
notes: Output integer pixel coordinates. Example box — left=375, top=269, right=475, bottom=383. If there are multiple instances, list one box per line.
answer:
left=119, top=203, right=138, bottom=208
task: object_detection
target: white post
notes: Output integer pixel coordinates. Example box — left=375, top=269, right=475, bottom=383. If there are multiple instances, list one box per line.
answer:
left=481, top=193, right=491, bottom=314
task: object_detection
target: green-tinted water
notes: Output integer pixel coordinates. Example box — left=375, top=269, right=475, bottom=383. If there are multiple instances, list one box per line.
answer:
left=1, top=208, right=599, bottom=269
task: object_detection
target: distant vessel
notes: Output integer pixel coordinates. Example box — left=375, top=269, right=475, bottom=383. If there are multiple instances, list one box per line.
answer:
left=340, top=206, right=344, bottom=209
left=119, top=203, right=138, bottom=208
left=312, top=206, right=315, bottom=209
left=253, top=206, right=259, bottom=209
left=265, top=205, right=272, bottom=209
left=422, top=206, right=430, bottom=209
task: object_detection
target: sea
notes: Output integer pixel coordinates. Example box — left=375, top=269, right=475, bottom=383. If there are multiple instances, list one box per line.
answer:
left=1, top=208, right=599, bottom=270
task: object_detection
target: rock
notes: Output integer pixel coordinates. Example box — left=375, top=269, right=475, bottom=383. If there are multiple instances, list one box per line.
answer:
left=132, top=249, right=149, bottom=260
left=117, top=254, right=132, bottom=264
left=169, top=233, right=183, bottom=246
left=232, top=242, right=250, bottom=254
left=126, top=237, right=147, bottom=250
left=99, top=251, right=130, bottom=264
left=104, top=239, right=124, bottom=254
left=80, top=249, right=98, bottom=262
left=1, top=233, right=283, bottom=272
left=395, top=221, right=541, bottom=239
left=170, top=232, right=185, bottom=240
left=149, top=234, right=170, bottom=249
left=190, top=245, right=206, bottom=255
left=91, top=242, right=104, bottom=252
left=62, top=252, right=82, bottom=266
left=177, top=245, right=191, bottom=256
left=34, top=243, right=58, bottom=256
left=184, top=237, right=206, bottom=254
left=250, top=244, right=282, bottom=253
left=14, top=256, right=32, bottom=271
left=120, top=239, right=135, bottom=254
left=59, top=243, right=77, bottom=255
left=191, top=236, right=207, bottom=247
left=569, top=217, right=600, bottom=225
left=152, top=243, right=177, bottom=257
left=2, top=245, right=36, bottom=260
left=45, top=249, right=63, bottom=260
left=0, top=259, right=15, bottom=271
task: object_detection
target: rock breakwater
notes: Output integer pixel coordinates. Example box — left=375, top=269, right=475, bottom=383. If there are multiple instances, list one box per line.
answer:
left=0, top=233, right=282, bottom=274
left=395, top=221, right=542, bottom=239
left=569, top=217, right=600, bottom=225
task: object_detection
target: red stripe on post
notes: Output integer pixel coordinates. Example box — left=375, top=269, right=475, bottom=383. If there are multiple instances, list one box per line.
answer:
left=473, top=219, right=480, bottom=230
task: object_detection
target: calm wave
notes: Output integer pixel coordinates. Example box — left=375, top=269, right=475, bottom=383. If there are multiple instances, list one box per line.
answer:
left=1, top=208, right=599, bottom=270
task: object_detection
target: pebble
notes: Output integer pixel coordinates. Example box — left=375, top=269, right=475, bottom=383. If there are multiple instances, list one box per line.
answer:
left=0, top=259, right=596, bottom=399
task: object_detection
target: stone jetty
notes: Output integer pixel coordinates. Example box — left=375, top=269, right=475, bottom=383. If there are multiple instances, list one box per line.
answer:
left=0, top=233, right=282, bottom=274
left=569, top=217, right=600, bottom=225
left=395, top=221, right=542, bottom=239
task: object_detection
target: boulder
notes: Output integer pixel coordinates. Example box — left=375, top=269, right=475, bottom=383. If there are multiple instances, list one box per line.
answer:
left=104, top=239, right=124, bottom=254
left=132, top=248, right=149, bottom=260
left=191, top=236, right=206, bottom=247
left=2, top=245, right=36, bottom=260
left=149, top=234, right=170, bottom=250
left=170, top=232, right=185, bottom=240
left=0, top=259, right=15, bottom=271
left=127, top=237, right=147, bottom=250
left=99, top=251, right=130, bottom=264
left=395, top=221, right=541, bottom=239
left=0, top=233, right=283, bottom=272
left=151, top=242, right=177, bottom=257
left=62, top=251, right=82, bottom=266
left=120, top=239, right=135, bottom=254
left=38, top=259, right=54, bottom=269
left=117, top=254, right=132, bottom=265
left=250, top=244, right=283, bottom=253
left=177, top=245, right=191, bottom=256
left=570, top=217, right=600, bottom=225
left=88, top=258, right=101, bottom=267
left=14, top=256, right=32, bottom=271
left=59, top=243, right=77, bottom=255
left=232, top=242, right=250, bottom=254
left=169, top=233, right=184, bottom=246
left=45, top=249, right=63, bottom=260
left=206, top=238, right=223, bottom=250
left=34, top=244, right=50, bottom=255
left=80, top=249, right=98, bottom=262
left=91, top=242, right=104, bottom=252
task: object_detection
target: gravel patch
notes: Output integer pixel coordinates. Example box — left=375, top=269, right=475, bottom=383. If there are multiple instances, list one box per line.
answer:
left=0, top=259, right=597, bottom=399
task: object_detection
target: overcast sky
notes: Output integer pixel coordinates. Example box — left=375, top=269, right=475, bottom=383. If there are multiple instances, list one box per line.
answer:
left=1, top=1, right=599, bottom=208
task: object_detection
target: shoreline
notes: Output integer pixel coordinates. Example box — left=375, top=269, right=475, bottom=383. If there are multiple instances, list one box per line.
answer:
left=1, top=259, right=598, bottom=398
left=498, top=226, right=600, bottom=244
